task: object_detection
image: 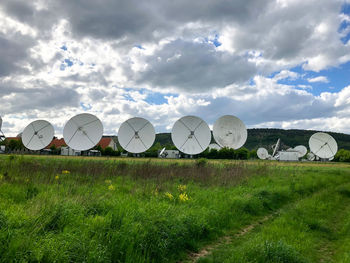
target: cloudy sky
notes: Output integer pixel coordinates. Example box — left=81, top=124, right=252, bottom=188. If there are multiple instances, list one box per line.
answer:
left=1, top=0, right=350, bottom=137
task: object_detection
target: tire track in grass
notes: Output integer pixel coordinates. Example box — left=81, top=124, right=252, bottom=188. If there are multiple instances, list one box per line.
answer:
left=184, top=211, right=278, bottom=263
left=183, top=181, right=348, bottom=263
left=188, top=183, right=350, bottom=263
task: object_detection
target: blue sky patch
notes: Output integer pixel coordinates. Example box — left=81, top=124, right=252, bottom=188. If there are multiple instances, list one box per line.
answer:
left=80, top=102, right=92, bottom=111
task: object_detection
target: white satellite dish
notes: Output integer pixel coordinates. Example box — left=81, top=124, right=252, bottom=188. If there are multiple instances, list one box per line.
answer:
left=159, top=147, right=167, bottom=158
left=294, top=145, right=307, bottom=158
left=208, top=143, right=222, bottom=151
left=171, top=116, right=211, bottom=155
left=272, top=138, right=280, bottom=157
left=309, top=132, right=338, bottom=159
left=0, top=116, right=5, bottom=142
left=307, top=152, right=315, bottom=161
left=63, top=113, right=103, bottom=151
left=257, top=147, right=269, bottom=160
left=22, top=120, right=54, bottom=150
left=118, top=117, right=155, bottom=154
left=213, top=115, right=247, bottom=149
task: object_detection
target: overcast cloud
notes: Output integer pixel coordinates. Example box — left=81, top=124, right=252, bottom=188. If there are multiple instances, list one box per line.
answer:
left=0, top=0, right=350, bottom=137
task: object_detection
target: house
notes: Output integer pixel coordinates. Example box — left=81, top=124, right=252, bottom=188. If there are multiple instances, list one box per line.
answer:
left=96, top=137, right=118, bottom=150
left=46, top=138, right=66, bottom=149
left=46, top=136, right=117, bottom=150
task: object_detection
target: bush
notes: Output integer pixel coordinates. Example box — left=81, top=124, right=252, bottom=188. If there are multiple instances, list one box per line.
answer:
left=334, top=149, right=350, bottom=162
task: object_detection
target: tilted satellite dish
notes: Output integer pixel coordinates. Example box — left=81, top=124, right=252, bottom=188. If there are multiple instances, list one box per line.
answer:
left=307, top=152, right=315, bottom=161
left=118, top=117, right=155, bottom=153
left=0, top=116, right=5, bottom=142
left=63, top=113, right=103, bottom=151
left=171, top=116, right=211, bottom=155
left=272, top=138, right=280, bottom=157
left=208, top=143, right=222, bottom=151
left=213, top=115, right=247, bottom=149
left=309, top=132, right=338, bottom=159
left=257, top=147, right=269, bottom=160
left=22, top=120, right=54, bottom=150
left=294, top=145, right=307, bottom=158
left=159, top=147, right=166, bottom=156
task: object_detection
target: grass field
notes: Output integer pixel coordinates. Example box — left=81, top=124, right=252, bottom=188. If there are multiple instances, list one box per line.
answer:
left=0, top=155, right=349, bottom=262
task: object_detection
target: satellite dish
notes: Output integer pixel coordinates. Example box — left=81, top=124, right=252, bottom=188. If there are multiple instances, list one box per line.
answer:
left=159, top=147, right=168, bottom=158
left=309, top=132, right=338, bottom=159
left=22, top=120, right=54, bottom=150
left=257, top=147, right=269, bottom=160
left=213, top=115, right=247, bottom=149
left=272, top=139, right=280, bottom=157
left=307, top=152, right=315, bottom=161
left=294, top=145, right=307, bottom=158
left=208, top=143, right=222, bottom=151
left=0, top=116, right=5, bottom=142
left=63, top=113, right=103, bottom=151
left=171, top=115, right=211, bottom=155
left=118, top=117, right=155, bottom=153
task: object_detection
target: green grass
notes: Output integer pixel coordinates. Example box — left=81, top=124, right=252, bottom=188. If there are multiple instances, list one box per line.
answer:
left=0, top=155, right=349, bottom=262
left=198, top=183, right=350, bottom=263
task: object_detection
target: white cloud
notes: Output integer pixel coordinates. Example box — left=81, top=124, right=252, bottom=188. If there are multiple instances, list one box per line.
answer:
left=0, top=0, right=350, bottom=139
left=307, top=76, right=330, bottom=83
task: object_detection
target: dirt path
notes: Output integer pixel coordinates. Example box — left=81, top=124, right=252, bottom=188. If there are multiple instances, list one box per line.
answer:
left=183, top=212, right=278, bottom=263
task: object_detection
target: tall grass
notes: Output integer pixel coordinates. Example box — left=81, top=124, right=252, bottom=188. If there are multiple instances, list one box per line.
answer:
left=0, top=155, right=349, bottom=262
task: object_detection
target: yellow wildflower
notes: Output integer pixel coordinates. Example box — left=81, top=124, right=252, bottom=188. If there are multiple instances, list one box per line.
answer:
left=165, top=192, right=174, bottom=200
left=177, top=184, right=187, bottom=192
left=62, top=170, right=70, bottom=174
left=0, top=174, right=3, bottom=180
left=179, top=193, right=189, bottom=202
left=55, top=175, right=59, bottom=180
left=105, top=180, right=112, bottom=184
left=108, top=185, right=115, bottom=191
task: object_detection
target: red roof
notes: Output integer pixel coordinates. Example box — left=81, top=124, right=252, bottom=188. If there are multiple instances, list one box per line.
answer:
left=46, top=138, right=66, bottom=149
left=6, top=137, right=21, bottom=141
left=45, top=137, right=114, bottom=149
left=97, top=137, right=113, bottom=149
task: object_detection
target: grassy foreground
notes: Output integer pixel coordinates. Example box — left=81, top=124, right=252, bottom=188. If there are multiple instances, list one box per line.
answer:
left=0, top=155, right=349, bottom=262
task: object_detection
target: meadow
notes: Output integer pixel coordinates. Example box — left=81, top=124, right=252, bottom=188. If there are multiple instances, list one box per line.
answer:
left=0, top=155, right=349, bottom=262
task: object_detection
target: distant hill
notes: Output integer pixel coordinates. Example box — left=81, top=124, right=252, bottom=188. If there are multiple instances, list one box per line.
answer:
left=153, top=129, right=350, bottom=151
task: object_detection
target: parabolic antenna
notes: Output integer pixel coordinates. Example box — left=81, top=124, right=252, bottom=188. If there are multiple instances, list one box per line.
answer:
left=118, top=117, right=155, bottom=153
left=257, top=148, right=269, bottom=160
left=159, top=147, right=166, bottom=156
left=272, top=138, right=280, bottom=157
left=294, top=145, right=307, bottom=158
left=208, top=143, right=222, bottom=151
left=309, top=132, right=338, bottom=159
left=63, top=113, right=103, bottom=151
left=307, top=152, right=315, bottom=161
left=0, top=116, right=4, bottom=142
left=171, top=116, right=211, bottom=155
left=22, top=120, right=54, bottom=150
left=213, top=115, right=247, bottom=149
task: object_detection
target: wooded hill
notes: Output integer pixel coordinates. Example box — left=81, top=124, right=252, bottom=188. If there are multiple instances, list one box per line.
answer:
left=154, top=128, right=350, bottom=151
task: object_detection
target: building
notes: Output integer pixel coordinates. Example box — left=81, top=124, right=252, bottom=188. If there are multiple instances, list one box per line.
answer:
left=158, top=150, right=180, bottom=159
left=97, top=137, right=118, bottom=150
